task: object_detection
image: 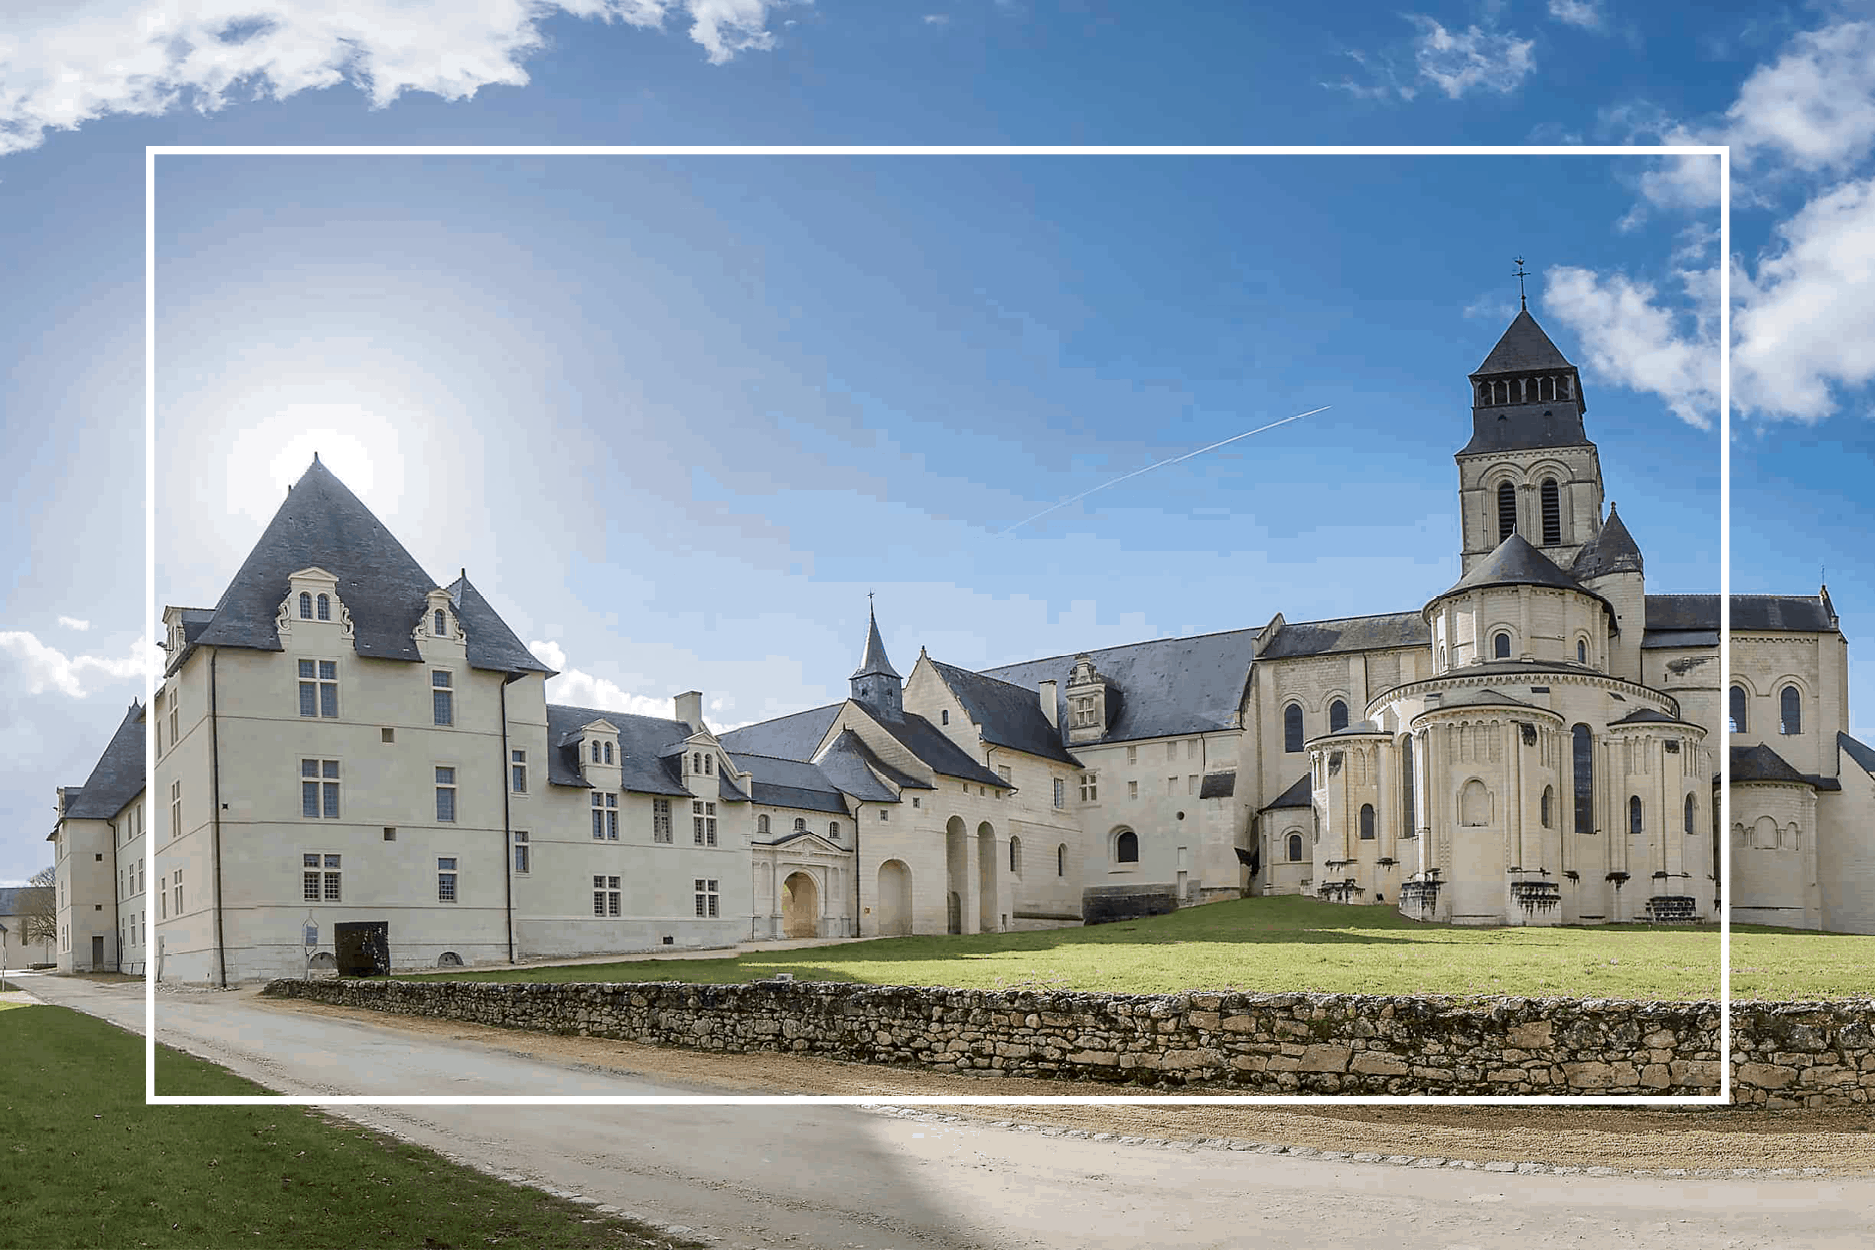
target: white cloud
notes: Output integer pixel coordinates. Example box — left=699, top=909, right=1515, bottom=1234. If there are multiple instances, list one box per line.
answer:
left=1542, top=267, right=1718, bottom=429
left=57, top=616, right=90, bottom=632
left=530, top=639, right=671, bottom=718
left=922, top=14, right=949, bottom=26
left=1408, top=19, right=1535, bottom=99
left=1547, top=0, right=1605, bottom=31
left=0, top=631, right=161, bottom=698
left=1722, top=20, right=1875, bottom=173
left=0, top=0, right=787, bottom=157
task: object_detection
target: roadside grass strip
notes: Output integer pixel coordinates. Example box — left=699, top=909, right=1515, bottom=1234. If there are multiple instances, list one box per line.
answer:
left=1730, top=925, right=1875, bottom=1000
left=411, top=895, right=1724, bottom=1000
left=0, top=1005, right=709, bottom=1250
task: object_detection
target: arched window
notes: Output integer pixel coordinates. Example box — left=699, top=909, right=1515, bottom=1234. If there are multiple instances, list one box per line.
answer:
left=1780, top=686, right=1802, bottom=735
left=1497, top=481, right=1517, bottom=542
left=1009, top=836, right=1022, bottom=874
left=829, top=821, right=840, bottom=840
left=757, top=814, right=770, bottom=835
left=1460, top=780, right=1491, bottom=827
left=298, top=592, right=312, bottom=619
left=1541, top=479, right=1561, bottom=545
left=1287, top=832, right=1304, bottom=862
left=1329, top=700, right=1348, bottom=733
left=1629, top=795, right=1644, bottom=835
left=433, top=609, right=446, bottom=636
left=1572, top=723, right=1594, bottom=833
left=602, top=742, right=613, bottom=765
left=1116, top=830, right=1139, bottom=863
left=1057, top=843, right=1067, bottom=877
left=793, top=817, right=806, bottom=833
left=316, top=593, right=330, bottom=621
left=1400, top=735, right=1416, bottom=834
left=1359, top=804, right=1375, bottom=840
left=1684, top=794, right=1696, bottom=836
left=1283, top=704, right=1304, bottom=753
left=1729, top=686, right=1748, bottom=734
left=1540, top=785, right=1553, bottom=828
left=591, top=741, right=601, bottom=763
left=704, top=754, right=713, bottom=775
left=1493, top=632, right=1511, bottom=659
left=692, top=753, right=701, bottom=773
left=1577, top=638, right=1587, bottom=664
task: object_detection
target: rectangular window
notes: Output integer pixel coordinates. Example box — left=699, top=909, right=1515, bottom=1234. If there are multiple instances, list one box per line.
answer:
left=511, top=749, right=527, bottom=794
left=692, top=800, right=717, bottom=846
left=1128, top=779, right=1138, bottom=799
left=159, top=891, right=166, bottom=920
left=382, top=727, right=395, bottom=743
left=172, top=869, right=183, bottom=916
left=300, top=759, right=340, bottom=818
left=170, top=780, right=181, bottom=841
left=435, top=766, right=457, bottom=823
left=1186, top=740, right=1197, bottom=760
left=298, top=659, right=338, bottom=718
left=304, top=853, right=341, bottom=902
left=438, top=858, right=457, bottom=903
left=651, top=798, right=672, bottom=843
left=1167, top=776, right=1177, bottom=795
left=1188, top=774, right=1198, bottom=796
left=1053, top=778, right=1065, bottom=808
left=383, top=826, right=397, bottom=841
left=1127, top=745, right=1138, bottom=765
left=432, top=671, right=453, bottom=726
left=1081, top=773, right=1098, bottom=802
left=1167, top=742, right=1177, bottom=761
left=998, top=766, right=1013, bottom=787
left=694, top=878, right=719, bottom=919
left=168, top=702, right=178, bottom=750
left=592, top=792, right=618, bottom=839
left=512, top=830, right=529, bottom=874
left=591, top=874, right=621, bottom=917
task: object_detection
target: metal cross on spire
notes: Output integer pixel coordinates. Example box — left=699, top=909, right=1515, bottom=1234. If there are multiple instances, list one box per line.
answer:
left=1513, top=256, right=1530, bottom=310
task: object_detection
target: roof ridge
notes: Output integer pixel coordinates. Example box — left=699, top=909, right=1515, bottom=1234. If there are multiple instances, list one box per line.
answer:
left=980, top=624, right=1263, bottom=673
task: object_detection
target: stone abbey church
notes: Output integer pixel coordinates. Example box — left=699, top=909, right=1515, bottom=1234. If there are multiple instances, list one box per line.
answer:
left=45, top=309, right=1875, bottom=980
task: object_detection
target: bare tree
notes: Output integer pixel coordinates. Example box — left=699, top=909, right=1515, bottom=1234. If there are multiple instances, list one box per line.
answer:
left=18, top=865, right=57, bottom=955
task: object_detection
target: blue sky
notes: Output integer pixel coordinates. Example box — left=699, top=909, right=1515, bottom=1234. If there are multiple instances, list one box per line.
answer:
left=3, top=1, right=1872, bottom=887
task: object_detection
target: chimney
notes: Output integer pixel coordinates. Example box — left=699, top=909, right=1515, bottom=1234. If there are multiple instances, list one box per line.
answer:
left=674, top=690, right=704, bottom=731
left=1039, top=679, right=1058, bottom=729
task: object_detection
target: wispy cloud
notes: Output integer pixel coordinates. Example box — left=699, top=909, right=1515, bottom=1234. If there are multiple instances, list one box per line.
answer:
left=0, top=631, right=160, bottom=698
left=1547, top=0, right=1606, bottom=32
left=57, top=617, right=90, bottom=632
left=1543, top=267, right=1718, bottom=430
left=529, top=639, right=672, bottom=719
left=0, top=0, right=789, bottom=158
left=922, top=14, right=950, bottom=26
left=1328, top=16, right=1534, bottom=103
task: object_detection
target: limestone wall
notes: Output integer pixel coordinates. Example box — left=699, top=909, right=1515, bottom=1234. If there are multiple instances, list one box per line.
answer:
left=257, top=978, right=1846, bottom=1103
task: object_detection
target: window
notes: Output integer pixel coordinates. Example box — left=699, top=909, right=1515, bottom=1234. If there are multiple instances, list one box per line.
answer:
left=1572, top=724, right=1594, bottom=833
left=303, top=853, right=340, bottom=902
left=1541, top=479, right=1561, bottom=545
left=1054, top=778, right=1065, bottom=808
left=792, top=816, right=806, bottom=833
left=434, top=609, right=446, bottom=636
left=438, top=858, right=458, bottom=903
left=1400, top=735, right=1416, bottom=835
left=1071, top=697, right=1096, bottom=727
left=1541, top=785, right=1553, bottom=828
left=1497, top=481, right=1516, bottom=542
left=1187, top=774, right=1198, bottom=795
left=1287, top=833, right=1304, bottom=862
left=172, top=869, right=183, bottom=916
left=592, top=874, right=620, bottom=916
left=1493, top=632, right=1511, bottom=659
left=1780, top=686, right=1802, bottom=735
left=591, top=740, right=601, bottom=764
left=298, top=592, right=312, bottom=619
left=170, top=779, right=181, bottom=840
left=1009, top=836, right=1022, bottom=874
left=298, top=659, right=338, bottom=718
left=604, top=742, right=615, bottom=765
left=693, top=801, right=717, bottom=846
left=1684, top=794, right=1697, bottom=836
left=1127, top=745, right=1138, bottom=764
left=692, top=752, right=701, bottom=774
left=1116, top=830, right=1139, bottom=863
left=1329, top=700, right=1348, bottom=733
left=432, top=671, right=453, bottom=726
left=704, top=754, right=712, bottom=775
left=1629, top=795, right=1644, bottom=835
left=382, top=727, right=395, bottom=743
left=1167, top=776, right=1177, bottom=795
left=383, top=826, right=396, bottom=841
left=591, top=792, right=618, bottom=840
left=167, top=699, right=178, bottom=751
left=1081, top=772, right=1098, bottom=802
left=911, top=797, right=920, bottom=808
left=1167, top=742, right=1178, bottom=761
left=1283, top=704, right=1304, bottom=753
left=998, top=766, right=1013, bottom=788
left=316, top=593, right=330, bottom=621
left=1128, top=779, right=1138, bottom=799
left=1057, top=843, right=1066, bottom=876
left=652, top=798, right=672, bottom=843
left=941, top=710, right=949, bottom=725
left=829, top=821, right=840, bottom=840
left=694, top=878, right=719, bottom=918
left=1577, top=639, right=1588, bottom=664
left=301, top=759, right=340, bottom=819
left=1729, top=686, right=1748, bottom=734
left=758, top=814, right=770, bottom=835
left=435, top=766, right=457, bottom=822
left=512, top=830, right=529, bottom=874
left=1359, top=804, right=1375, bottom=840
left=511, top=749, right=528, bottom=793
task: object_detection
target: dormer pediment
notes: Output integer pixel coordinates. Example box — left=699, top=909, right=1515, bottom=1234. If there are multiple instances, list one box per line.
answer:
left=277, top=568, right=355, bottom=642
left=583, top=718, right=620, bottom=736
left=417, top=587, right=463, bottom=646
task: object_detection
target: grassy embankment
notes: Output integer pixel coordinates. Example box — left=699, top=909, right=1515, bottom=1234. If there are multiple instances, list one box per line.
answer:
left=410, top=895, right=1747, bottom=1000
left=0, top=1004, right=705, bottom=1250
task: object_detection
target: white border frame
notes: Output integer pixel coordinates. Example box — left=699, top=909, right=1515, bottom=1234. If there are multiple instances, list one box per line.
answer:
left=144, top=143, right=1731, bottom=1107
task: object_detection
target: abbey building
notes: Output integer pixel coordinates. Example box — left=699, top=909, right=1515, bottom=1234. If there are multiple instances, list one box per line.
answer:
left=42, top=308, right=1875, bottom=979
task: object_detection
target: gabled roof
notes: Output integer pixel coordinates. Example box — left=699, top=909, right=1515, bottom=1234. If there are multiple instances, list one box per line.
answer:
left=448, top=575, right=552, bottom=674
left=544, top=703, right=694, bottom=797
left=729, top=753, right=849, bottom=815
left=1260, top=773, right=1313, bottom=811
left=63, top=702, right=145, bottom=820
left=1731, top=743, right=1812, bottom=786
left=815, top=729, right=924, bottom=798
left=850, top=605, right=900, bottom=681
left=1645, top=594, right=1838, bottom=634
left=1838, top=733, right=1875, bottom=779
left=1441, top=533, right=1594, bottom=602
left=1473, top=308, right=1574, bottom=375
left=719, top=702, right=843, bottom=762
left=1570, top=506, right=1643, bottom=580
left=865, top=709, right=1010, bottom=789
left=1257, top=611, right=1428, bottom=660
left=980, top=628, right=1257, bottom=745
left=926, top=658, right=1079, bottom=765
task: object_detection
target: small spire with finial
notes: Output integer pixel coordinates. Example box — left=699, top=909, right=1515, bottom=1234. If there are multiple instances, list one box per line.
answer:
left=1513, top=256, right=1530, bottom=310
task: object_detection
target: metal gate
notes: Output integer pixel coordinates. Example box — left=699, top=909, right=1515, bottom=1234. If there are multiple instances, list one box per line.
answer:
left=334, top=921, right=390, bottom=977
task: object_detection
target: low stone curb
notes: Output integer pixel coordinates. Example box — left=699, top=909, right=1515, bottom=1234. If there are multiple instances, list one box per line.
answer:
left=856, top=1103, right=1834, bottom=1178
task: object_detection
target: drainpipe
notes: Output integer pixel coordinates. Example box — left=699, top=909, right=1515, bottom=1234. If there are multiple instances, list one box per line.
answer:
left=108, top=798, right=121, bottom=973
left=499, top=673, right=517, bottom=965
left=209, top=648, right=227, bottom=988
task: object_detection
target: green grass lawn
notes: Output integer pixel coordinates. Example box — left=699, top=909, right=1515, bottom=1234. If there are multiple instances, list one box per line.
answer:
left=411, top=896, right=1725, bottom=1000
left=0, top=1005, right=706, bottom=1250
left=1730, top=925, right=1875, bottom=1000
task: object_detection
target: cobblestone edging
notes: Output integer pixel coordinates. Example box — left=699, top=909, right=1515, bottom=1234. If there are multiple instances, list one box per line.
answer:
left=261, top=978, right=1875, bottom=1104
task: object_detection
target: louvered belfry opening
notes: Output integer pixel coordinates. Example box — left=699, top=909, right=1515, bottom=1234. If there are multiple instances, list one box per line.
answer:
left=1541, top=478, right=1561, bottom=545
left=1497, top=481, right=1517, bottom=542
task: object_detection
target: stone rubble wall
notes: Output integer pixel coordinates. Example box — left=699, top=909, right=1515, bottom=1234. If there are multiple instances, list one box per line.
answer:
left=259, top=978, right=1873, bottom=1104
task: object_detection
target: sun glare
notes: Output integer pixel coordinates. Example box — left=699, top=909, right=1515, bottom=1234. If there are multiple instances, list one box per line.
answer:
left=226, top=405, right=406, bottom=529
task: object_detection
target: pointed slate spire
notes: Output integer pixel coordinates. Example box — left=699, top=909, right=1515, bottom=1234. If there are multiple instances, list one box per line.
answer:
left=1474, top=308, right=1573, bottom=375
left=1461, top=306, right=1590, bottom=454
left=1571, top=502, right=1643, bottom=580
left=850, top=602, right=900, bottom=681
left=849, top=601, right=903, bottom=720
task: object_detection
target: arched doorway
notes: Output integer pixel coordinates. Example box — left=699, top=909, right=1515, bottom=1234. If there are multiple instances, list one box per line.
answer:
left=877, top=860, right=912, bottom=936
left=977, top=822, right=998, bottom=932
left=782, top=871, right=820, bottom=938
left=945, top=816, right=969, bottom=933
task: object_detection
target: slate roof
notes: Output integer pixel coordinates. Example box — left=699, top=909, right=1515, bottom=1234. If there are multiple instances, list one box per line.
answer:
left=162, top=608, right=217, bottom=675
left=63, top=702, right=145, bottom=820
left=868, top=710, right=1010, bottom=789
left=1198, top=771, right=1236, bottom=799
left=1473, top=309, right=1575, bottom=375
left=184, top=457, right=544, bottom=674
left=850, top=606, right=900, bottom=680
left=1258, top=612, right=1428, bottom=660
left=544, top=703, right=694, bottom=797
left=1609, top=707, right=1688, bottom=727
left=719, top=703, right=843, bottom=762
left=927, top=659, right=1079, bottom=765
left=1841, top=733, right=1875, bottom=778
left=728, top=753, right=849, bottom=816
left=1403, top=659, right=1602, bottom=685
left=0, top=886, right=41, bottom=915
left=1421, top=688, right=1532, bottom=713
left=1570, top=506, right=1643, bottom=580
left=1459, top=311, right=1592, bottom=454
left=1441, top=533, right=1600, bottom=603
left=1260, top=774, right=1313, bottom=811
left=816, top=729, right=925, bottom=798
left=1314, top=717, right=1390, bottom=737
left=1731, top=743, right=1812, bottom=786
left=981, top=628, right=1258, bottom=745
left=448, top=575, right=552, bottom=674
left=1644, top=594, right=1837, bottom=634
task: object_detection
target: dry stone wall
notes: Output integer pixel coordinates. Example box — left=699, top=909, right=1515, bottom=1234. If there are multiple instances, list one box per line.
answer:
left=260, top=979, right=1874, bottom=1103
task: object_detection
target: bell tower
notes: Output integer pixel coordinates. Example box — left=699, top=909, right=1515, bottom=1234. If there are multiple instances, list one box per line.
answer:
left=849, top=598, right=903, bottom=721
left=1455, top=271, right=1606, bottom=574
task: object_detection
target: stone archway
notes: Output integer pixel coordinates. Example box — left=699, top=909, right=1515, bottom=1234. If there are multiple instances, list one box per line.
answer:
left=945, top=816, right=969, bottom=933
left=782, top=871, right=820, bottom=939
left=877, top=859, right=912, bottom=936
left=977, top=821, right=998, bottom=932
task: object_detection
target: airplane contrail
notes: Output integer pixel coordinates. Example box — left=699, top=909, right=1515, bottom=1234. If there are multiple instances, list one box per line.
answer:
left=995, top=404, right=1331, bottom=537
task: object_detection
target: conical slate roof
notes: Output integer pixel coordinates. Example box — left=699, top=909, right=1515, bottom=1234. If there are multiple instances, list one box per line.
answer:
left=1570, top=504, right=1644, bottom=580
left=64, top=701, right=145, bottom=820
left=1473, top=308, right=1573, bottom=375
left=448, top=574, right=553, bottom=674
left=1731, top=743, right=1812, bottom=786
left=850, top=605, right=900, bottom=681
left=1440, top=533, right=1588, bottom=599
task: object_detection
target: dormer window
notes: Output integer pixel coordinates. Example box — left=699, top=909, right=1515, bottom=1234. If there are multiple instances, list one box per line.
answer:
left=317, top=594, right=331, bottom=621
left=704, top=754, right=713, bottom=776
left=1071, top=697, right=1096, bottom=728
left=591, top=740, right=602, bottom=764
left=603, top=741, right=614, bottom=765
left=692, top=752, right=702, bottom=774
left=299, top=592, right=313, bottom=619
left=433, top=609, right=446, bottom=636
